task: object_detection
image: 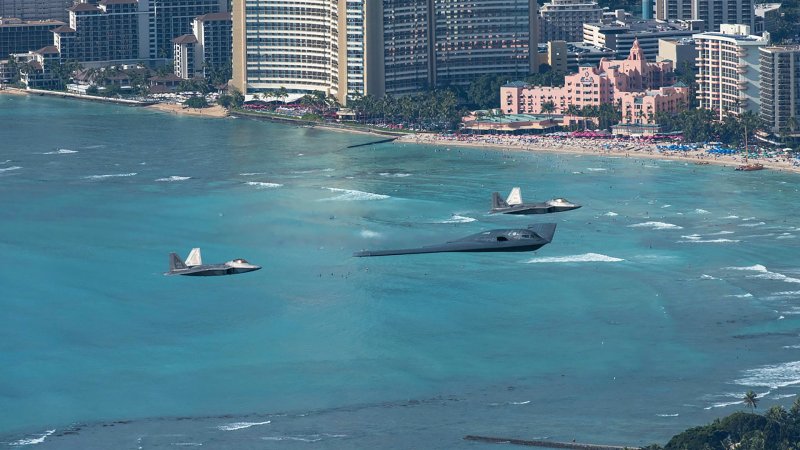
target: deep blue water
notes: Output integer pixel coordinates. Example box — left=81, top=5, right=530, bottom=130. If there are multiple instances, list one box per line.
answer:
left=2, top=94, right=800, bottom=449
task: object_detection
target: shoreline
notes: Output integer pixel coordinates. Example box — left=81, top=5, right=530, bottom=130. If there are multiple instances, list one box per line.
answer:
left=396, top=133, right=800, bottom=174
left=145, top=102, right=228, bottom=118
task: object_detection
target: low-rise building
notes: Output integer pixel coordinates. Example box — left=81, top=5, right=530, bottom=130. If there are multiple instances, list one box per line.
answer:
left=617, top=84, right=690, bottom=125
left=583, top=19, right=703, bottom=61
left=18, top=45, right=62, bottom=89
left=657, top=38, right=697, bottom=70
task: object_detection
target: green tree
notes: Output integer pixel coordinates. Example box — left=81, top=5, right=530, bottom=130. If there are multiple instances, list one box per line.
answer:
left=744, top=391, right=759, bottom=412
left=184, top=96, right=208, bottom=108
left=541, top=101, right=556, bottom=113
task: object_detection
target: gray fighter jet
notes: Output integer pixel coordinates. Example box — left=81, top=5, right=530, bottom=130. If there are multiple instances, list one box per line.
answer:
left=164, top=248, right=261, bottom=276
left=491, top=187, right=581, bottom=215
left=353, top=223, right=556, bottom=257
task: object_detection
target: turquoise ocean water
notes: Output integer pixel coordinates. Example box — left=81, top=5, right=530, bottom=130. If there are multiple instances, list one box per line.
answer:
left=1, top=94, right=800, bottom=448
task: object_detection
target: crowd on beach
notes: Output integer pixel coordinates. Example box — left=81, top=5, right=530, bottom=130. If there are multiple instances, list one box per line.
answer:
left=398, top=132, right=800, bottom=173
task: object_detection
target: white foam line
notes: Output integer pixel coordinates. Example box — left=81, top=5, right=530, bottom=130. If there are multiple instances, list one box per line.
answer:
left=43, top=149, right=78, bottom=154
left=604, top=212, right=618, bottom=216
left=322, top=187, right=389, bottom=201
left=246, top=181, right=282, bottom=188
left=0, top=166, right=22, bottom=173
left=379, top=172, right=412, bottom=177
left=217, top=420, right=271, bottom=431
left=239, top=172, right=266, bottom=176
left=629, top=221, right=683, bottom=230
left=10, top=430, right=55, bottom=446
left=656, top=413, right=679, bottom=417
left=735, top=360, right=800, bottom=388
left=524, top=253, right=624, bottom=264
left=156, top=176, right=191, bottom=182
left=678, top=239, right=740, bottom=243
left=438, top=214, right=476, bottom=224
left=83, top=172, right=137, bottom=179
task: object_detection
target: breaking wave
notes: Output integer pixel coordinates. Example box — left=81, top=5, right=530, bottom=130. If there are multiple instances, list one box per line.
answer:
left=725, top=265, right=800, bottom=283
left=678, top=238, right=740, bottom=243
left=438, top=214, right=476, bottom=224
left=238, top=172, right=266, bottom=176
left=43, top=148, right=78, bottom=155
left=657, top=413, right=679, bottom=417
left=0, top=166, right=22, bottom=173
left=83, top=173, right=137, bottom=180
left=360, top=230, right=382, bottom=238
left=735, top=361, right=800, bottom=389
left=156, top=176, right=191, bottom=182
left=379, top=172, right=412, bottom=177
left=694, top=209, right=710, bottom=214
left=246, top=181, right=283, bottom=188
left=261, top=433, right=345, bottom=443
left=322, top=187, right=389, bottom=201
left=604, top=212, right=619, bottom=217
left=524, top=253, right=624, bottom=264
left=586, top=167, right=607, bottom=171
left=10, top=429, right=55, bottom=446
left=217, top=420, right=271, bottom=431
left=629, top=221, right=683, bottom=230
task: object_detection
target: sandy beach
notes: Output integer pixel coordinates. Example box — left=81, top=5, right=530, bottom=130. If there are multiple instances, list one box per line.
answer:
left=145, top=102, right=228, bottom=118
left=0, top=87, right=30, bottom=96
left=397, top=132, right=800, bottom=174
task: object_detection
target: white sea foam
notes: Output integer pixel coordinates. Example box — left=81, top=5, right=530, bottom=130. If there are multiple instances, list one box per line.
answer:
left=379, top=172, right=412, bottom=178
left=772, top=393, right=797, bottom=400
left=701, top=274, right=717, bottom=280
left=438, top=214, right=476, bottom=224
left=735, top=361, right=800, bottom=389
left=742, top=217, right=757, bottom=221
left=708, top=231, right=735, bottom=236
left=246, top=181, right=283, bottom=188
left=156, top=176, right=191, bottom=182
left=604, top=212, right=619, bottom=217
left=172, top=443, right=203, bottom=446
left=662, top=204, right=672, bottom=208
left=773, top=291, right=800, bottom=296
left=217, top=420, right=271, bottom=431
left=739, top=222, right=766, bottom=227
left=752, top=272, right=800, bottom=284
left=586, top=167, right=607, bottom=171
left=0, top=166, right=22, bottom=173
left=509, top=400, right=531, bottom=405
left=293, top=168, right=334, bottom=174
left=239, top=172, right=266, bottom=176
left=722, top=215, right=739, bottom=219
left=261, top=434, right=346, bottom=443
left=705, top=400, right=744, bottom=410
left=322, top=187, right=389, bottom=201
left=524, top=253, right=624, bottom=264
left=360, top=230, right=382, bottom=238
left=643, top=164, right=660, bottom=168
left=678, top=238, right=740, bottom=243
left=657, top=413, right=679, bottom=417
left=695, top=209, right=710, bottom=214
left=725, top=293, right=753, bottom=298
left=681, top=234, right=701, bottom=240
left=10, top=430, right=55, bottom=446
left=83, top=172, right=137, bottom=180
left=43, top=148, right=78, bottom=155
left=0, top=159, right=10, bottom=164
left=725, top=264, right=768, bottom=272
left=629, top=221, right=683, bottom=230
left=777, top=234, right=796, bottom=240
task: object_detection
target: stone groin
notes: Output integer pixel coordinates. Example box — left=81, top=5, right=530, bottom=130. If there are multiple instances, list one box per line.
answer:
left=464, top=435, right=640, bottom=450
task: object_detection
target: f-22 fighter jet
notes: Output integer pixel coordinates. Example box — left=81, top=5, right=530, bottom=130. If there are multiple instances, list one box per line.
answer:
left=164, top=248, right=261, bottom=276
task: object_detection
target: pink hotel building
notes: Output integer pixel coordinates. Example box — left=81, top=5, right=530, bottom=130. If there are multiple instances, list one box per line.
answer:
left=500, top=40, right=688, bottom=125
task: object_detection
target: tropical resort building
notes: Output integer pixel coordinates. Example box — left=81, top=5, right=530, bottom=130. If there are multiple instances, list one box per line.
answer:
left=538, top=0, right=603, bottom=43
left=693, top=24, right=769, bottom=120
left=173, top=11, right=231, bottom=80
left=54, top=0, right=140, bottom=64
left=0, top=18, right=64, bottom=59
left=0, top=0, right=73, bottom=22
left=500, top=40, right=675, bottom=115
left=759, top=45, right=800, bottom=140
left=613, top=84, right=690, bottom=135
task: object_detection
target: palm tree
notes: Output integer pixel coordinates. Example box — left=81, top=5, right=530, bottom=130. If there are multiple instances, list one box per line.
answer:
left=743, top=390, right=758, bottom=412
left=541, top=101, right=556, bottom=114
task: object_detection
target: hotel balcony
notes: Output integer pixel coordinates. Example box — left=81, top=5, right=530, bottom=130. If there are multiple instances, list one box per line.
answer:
left=737, top=49, right=747, bottom=57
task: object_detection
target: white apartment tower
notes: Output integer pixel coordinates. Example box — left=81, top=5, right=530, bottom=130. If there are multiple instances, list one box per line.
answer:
left=759, top=46, right=800, bottom=137
left=693, top=24, right=769, bottom=120
left=691, top=0, right=754, bottom=32
left=539, top=0, right=602, bottom=43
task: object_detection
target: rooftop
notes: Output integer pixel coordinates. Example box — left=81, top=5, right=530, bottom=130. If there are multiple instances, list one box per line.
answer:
left=173, top=34, right=198, bottom=44
left=68, top=3, right=101, bottom=12
left=196, top=12, right=231, bottom=22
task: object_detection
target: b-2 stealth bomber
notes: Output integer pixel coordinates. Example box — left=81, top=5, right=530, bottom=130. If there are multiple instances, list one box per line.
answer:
left=353, top=223, right=557, bottom=257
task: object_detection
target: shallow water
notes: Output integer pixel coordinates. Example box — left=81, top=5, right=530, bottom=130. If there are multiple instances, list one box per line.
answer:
left=2, top=95, right=800, bottom=448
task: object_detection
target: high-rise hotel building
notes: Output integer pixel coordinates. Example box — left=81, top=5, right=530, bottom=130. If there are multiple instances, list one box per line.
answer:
left=759, top=46, right=800, bottom=137
left=693, top=24, right=768, bottom=120
left=538, top=0, right=602, bottom=43
left=231, top=0, right=538, bottom=104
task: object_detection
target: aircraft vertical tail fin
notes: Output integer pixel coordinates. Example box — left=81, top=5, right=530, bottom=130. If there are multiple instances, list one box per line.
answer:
left=492, top=192, right=508, bottom=209
left=506, top=187, right=523, bottom=205
left=169, top=252, right=187, bottom=271
left=528, top=223, right=557, bottom=243
left=185, top=247, right=202, bottom=266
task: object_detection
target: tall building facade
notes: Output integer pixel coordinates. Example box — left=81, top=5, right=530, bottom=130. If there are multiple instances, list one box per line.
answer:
left=691, top=0, right=754, bottom=32
left=232, top=0, right=538, bottom=103
left=655, top=0, right=692, bottom=21
left=0, top=18, right=64, bottom=58
left=139, top=0, right=227, bottom=60
left=174, top=11, right=232, bottom=79
left=0, top=0, right=73, bottom=22
left=693, top=24, right=768, bottom=120
left=759, top=46, right=800, bottom=137
left=539, top=0, right=602, bottom=43
left=54, top=0, right=140, bottom=63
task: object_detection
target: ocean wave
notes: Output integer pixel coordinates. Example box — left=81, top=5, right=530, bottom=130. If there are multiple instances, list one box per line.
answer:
left=662, top=204, right=672, bottom=208
left=678, top=238, right=740, bottom=243
left=0, top=159, right=10, bottom=164
left=172, top=443, right=203, bottom=446
left=725, top=293, right=753, bottom=298
left=773, top=291, right=800, bottom=296
left=681, top=234, right=701, bottom=240
left=360, top=230, right=381, bottom=238
left=629, top=221, right=683, bottom=230
left=708, top=231, right=735, bottom=235
left=261, top=433, right=345, bottom=442
left=246, top=181, right=283, bottom=188
left=10, top=429, right=55, bottom=446
left=752, top=272, right=800, bottom=284
left=83, top=173, right=137, bottom=180
left=217, top=420, right=271, bottom=431
left=379, top=172, right=412, bottom=177
left=293, top=168, right=335, bottom=174
left=604, top=212, right=618, bottom=217
left=586, top=167, right=607, bottom=171
left=509, top=400, right=531, bottom=405
left=322, top=187, right=389, bottom=201
left=156, top=176, right=191, bottom=182
left=0, top=166, right=22, bottom=173
left=657, top=413, right=679, bottom=417
left=701, top=274, right=718, bottom=280
left=722, top=215, right=739, bottom=219
left=704, top=400, right=744, bottom=410
left=735, top=361, right=800, bottom=389
left=524, top=253, right=624, bottom=264
left=438, top=214, right=476, bottom=224
left=694, top=209, right=710, bottom=214
left=739, top=222, right=766, bottom=227
left=238, top=172, right=266, bottom=176
left=43, top=148, right=78, bottom=155
left=777, top=234, right=796, bottom=240
left=725, top=264, right=768, bottom=272
left=742, top=217, right=757, bottom=221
